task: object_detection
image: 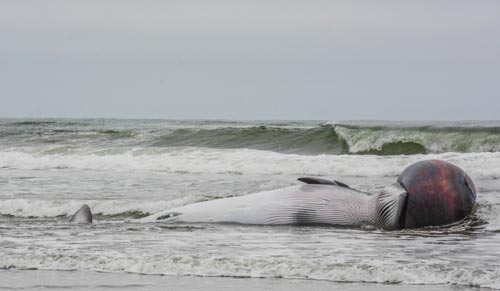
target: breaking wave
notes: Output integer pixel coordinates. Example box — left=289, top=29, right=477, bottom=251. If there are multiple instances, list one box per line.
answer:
left=150, top=124, right=500, bottom=155
left=2, top=119, right=500, bottom=155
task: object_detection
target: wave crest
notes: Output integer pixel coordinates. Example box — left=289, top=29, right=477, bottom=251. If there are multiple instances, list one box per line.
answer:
left=3, top=119, right=500, bottom=155
left=334, top=125, right=500, bottom=154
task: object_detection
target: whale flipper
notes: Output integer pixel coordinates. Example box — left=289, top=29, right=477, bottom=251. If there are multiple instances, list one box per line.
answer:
left=298, top=177, right=349, bottom=188
left=70, top=204, right=93, bottom=224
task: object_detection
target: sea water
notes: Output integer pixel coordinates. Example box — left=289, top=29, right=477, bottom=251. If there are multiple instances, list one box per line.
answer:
left=0, top=119, right=499, bottom=289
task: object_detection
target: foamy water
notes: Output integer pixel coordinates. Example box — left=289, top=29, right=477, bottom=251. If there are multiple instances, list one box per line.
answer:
left=1, top=119, right=499, bottom=289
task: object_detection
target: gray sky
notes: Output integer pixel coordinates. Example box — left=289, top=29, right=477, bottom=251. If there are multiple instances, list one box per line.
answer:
left=1, top=0, right=499, bottom=120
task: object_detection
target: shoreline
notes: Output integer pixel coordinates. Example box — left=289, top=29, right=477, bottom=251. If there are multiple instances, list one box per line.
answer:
left=0, top=269, right=488, bottom=291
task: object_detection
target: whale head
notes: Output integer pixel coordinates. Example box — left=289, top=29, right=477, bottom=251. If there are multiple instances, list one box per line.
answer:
left=397, top=160, right=476, bottom=229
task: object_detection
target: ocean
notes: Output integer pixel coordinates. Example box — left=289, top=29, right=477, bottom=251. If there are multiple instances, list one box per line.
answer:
left=0, top=118, right=499, bottom=290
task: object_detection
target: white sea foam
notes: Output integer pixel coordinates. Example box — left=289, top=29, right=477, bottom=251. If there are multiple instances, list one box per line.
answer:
left=1, top=148, right=500, bottom=179
left=0, top=252, right=499, bottom=289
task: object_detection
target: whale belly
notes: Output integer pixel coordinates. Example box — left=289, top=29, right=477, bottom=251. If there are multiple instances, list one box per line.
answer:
left=142, top=186, right=299, bottom=224
left=142, top=184, right=374, bottom=226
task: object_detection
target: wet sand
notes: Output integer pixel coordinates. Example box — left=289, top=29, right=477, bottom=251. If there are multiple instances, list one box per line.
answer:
left=0, top=269, right=484, bottom=291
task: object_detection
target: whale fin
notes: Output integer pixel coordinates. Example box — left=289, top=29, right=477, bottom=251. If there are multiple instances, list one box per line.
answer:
left=298, top=177, right=350, bottom=188
left=70, top=204, right=93, bottom=224
left=374, top=183, right=408, bottom=230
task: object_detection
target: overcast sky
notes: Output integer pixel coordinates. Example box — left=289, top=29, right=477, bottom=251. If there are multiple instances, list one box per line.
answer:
left=1, top=0, right=499, bottom=120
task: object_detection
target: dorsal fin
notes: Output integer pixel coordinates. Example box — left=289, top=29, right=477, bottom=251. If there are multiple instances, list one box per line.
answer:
left=70, top=204, right=93, bottom=224
left=298, top=177, right=350, bottom=188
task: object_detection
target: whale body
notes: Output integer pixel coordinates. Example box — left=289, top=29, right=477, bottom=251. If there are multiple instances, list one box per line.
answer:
left=143, top=160, right=477, bottom=230
left=142, top=183, right=407, bottom=229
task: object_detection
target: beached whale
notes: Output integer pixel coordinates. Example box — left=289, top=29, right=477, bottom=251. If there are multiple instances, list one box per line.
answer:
left=141, top=160, right=477, bottom=230
left=70, top=204, right=93, bottom=224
